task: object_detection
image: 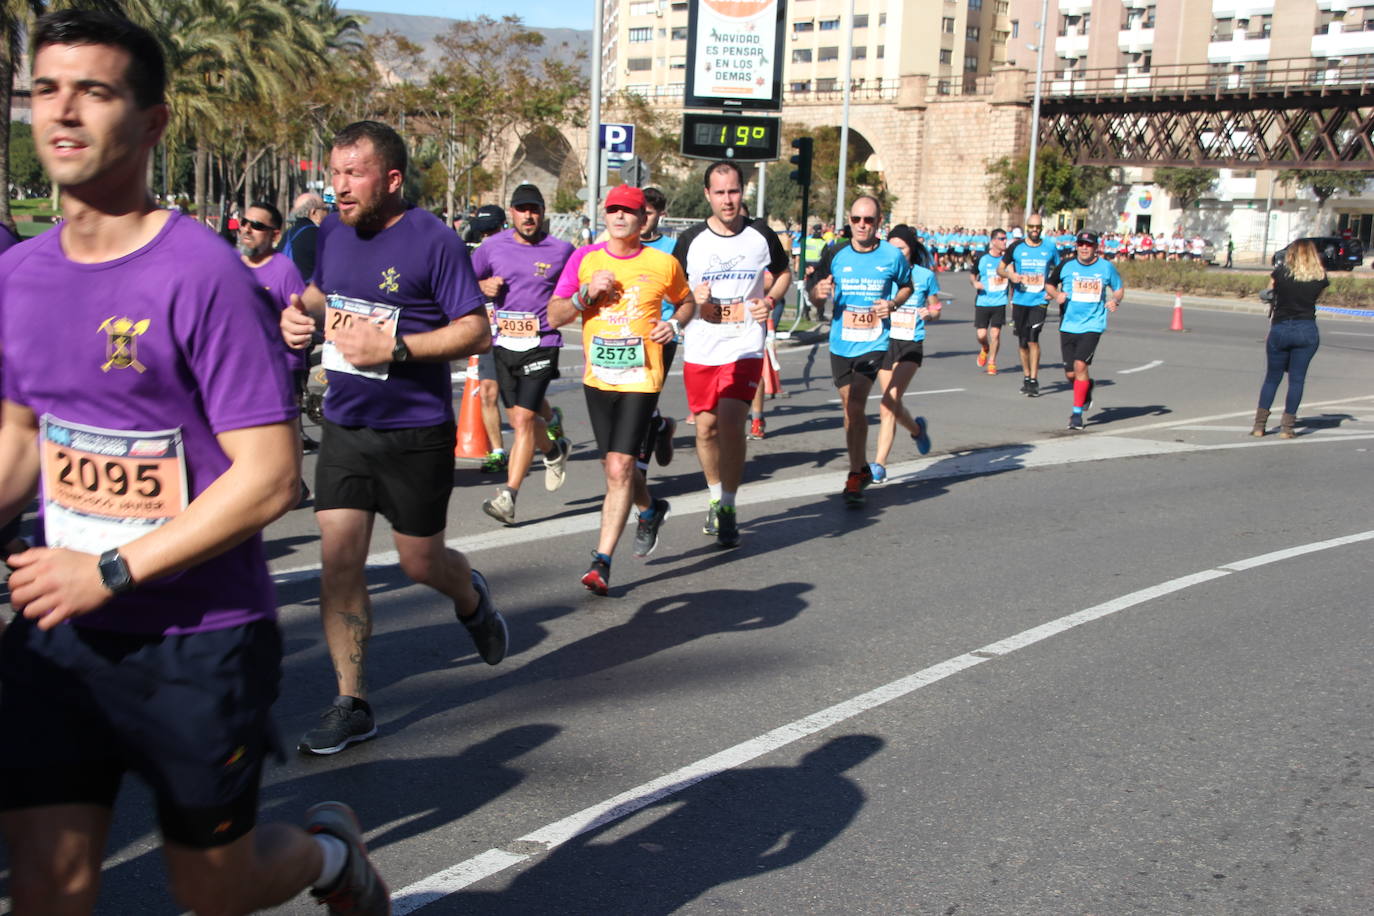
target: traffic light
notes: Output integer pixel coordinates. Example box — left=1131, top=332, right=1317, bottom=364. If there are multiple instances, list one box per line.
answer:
left=790, top=136, right=813, bottom=189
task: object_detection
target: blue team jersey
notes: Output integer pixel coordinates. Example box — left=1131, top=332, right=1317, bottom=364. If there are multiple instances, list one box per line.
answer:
left=935, top=233, right=949, bottom=252
left=951, top=234, right=967, bottom=253
left=890, top=264, right=939, bottom=343
left=1051, top=256, right=1123, bottom=334
left=972, top=233, right=989, bottom=251
left=1003, top=239, right=1059, bottom=306
left=824, top=241, right=912, bottom=357
left=971, top=252, right=1010, bottom=309
left=1057, top=233, right=1075, bottom=253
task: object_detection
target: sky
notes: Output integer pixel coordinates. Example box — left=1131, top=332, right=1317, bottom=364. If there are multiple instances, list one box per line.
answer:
left=347, top=1, right=593, bottom=31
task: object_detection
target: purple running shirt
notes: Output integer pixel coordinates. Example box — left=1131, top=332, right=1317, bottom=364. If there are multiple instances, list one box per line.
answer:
left=468, top=228, right=574, bottom=351
left=247, top=251, right=307, bottom=373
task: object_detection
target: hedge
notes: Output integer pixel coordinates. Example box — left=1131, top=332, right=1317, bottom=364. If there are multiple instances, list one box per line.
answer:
left=1115, top=260, right=1373, bottom=310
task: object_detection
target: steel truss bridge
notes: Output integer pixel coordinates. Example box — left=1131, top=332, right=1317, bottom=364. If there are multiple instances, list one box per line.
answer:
left=1035, top=58, right=1374, bottom=171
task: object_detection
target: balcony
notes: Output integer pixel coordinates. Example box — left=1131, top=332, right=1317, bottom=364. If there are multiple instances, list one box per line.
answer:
left=1056, top=32, right=1090, bottom=58
left=1058, top=0, right=1092, bottom=16
left=1207, top=36, right=1271, bottom=63
left=1312, top=29, right=1374, bottom=57
left=1118, top=26, right=1155, bottom=53
left=1209, top=1, right=1274, bottom=17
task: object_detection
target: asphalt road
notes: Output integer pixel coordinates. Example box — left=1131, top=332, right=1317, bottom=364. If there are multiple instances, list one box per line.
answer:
left=3, top=278, right=1372, bottom=915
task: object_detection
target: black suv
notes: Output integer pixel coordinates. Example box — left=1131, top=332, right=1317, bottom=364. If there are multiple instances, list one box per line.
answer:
left=1272, top=237, right=1365, bottom=271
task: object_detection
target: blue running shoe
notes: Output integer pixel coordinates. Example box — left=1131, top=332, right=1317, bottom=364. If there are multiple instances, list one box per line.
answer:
left=912, top=416, right=932, bottom=455
left=868, top=462, right=887, bottom=484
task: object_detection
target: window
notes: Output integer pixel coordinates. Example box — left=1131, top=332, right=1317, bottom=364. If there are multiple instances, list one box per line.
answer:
left=628, top=27, right=652, bottom=42
left=965, top=54, right=979, bottom=71
left=876, top=44, right=884, bottom=58
left=816, top=77, right=837, bottom=91
left=995, top=0, right=1008, bottom=14
left=820, top=18, right=840, bottom=30
left=992, top=29, right=1008, bottom=45
left=1259, top=14, right=1272, bottom=37
left=852, top=45, right=867, bottom=59
left=966, top=26, right=980, bottom=41
left=879, top=13, right=887, bottom=26
left=853, top=14, right=868, bottom=28
left=629, top=1, right=653, bottom=16
left=627, top=57, right=651, bottom=71
left=942, top=17, right=955, bottom=33
left=819, top=45, right=840, bottom=60
left=1141, top=52, right=1151, bottom=73
left=671, top=27, right=687, bottom=40
left=792, top=48, right=813, bottom=63
left=969, top=0, right=982, bottom=9
left=940, top=49, right=953, bottom=64
left=793, top=20, right=814, bottom=32
left=790, top=80, right=812, bottom=92
left=1212, top=17, right=1233, bottom=41
left=1011, top=20, right=1018, bottom=38
left=669, top=56, right=685, bottom=69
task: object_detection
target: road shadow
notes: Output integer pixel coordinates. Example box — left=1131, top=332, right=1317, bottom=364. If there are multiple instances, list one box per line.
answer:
left=425, top=734, right=883, bottom=915
left=1086, top=404, right=1172, bottom=427
left=1297, top=412, right=1357, bottom=431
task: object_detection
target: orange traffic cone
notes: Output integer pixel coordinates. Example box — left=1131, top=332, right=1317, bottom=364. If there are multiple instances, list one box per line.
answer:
left=1169, top=293, right=1185, bottom=332
left=762, top=317, right=782, bottom=397
left=455, top=355, right=489, bottom=459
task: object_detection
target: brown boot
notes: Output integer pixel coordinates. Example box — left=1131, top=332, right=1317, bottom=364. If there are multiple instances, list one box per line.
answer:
left=1250, top=408, right=1269, bottom=438
left=1278, top=413, right=1297, bottom=439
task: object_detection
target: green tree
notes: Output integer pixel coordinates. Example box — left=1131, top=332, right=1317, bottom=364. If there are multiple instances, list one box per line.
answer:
left=986, top=144, right=1115, bottom=220
left=1, top=0, right=48, bottom=226
left=8, top=120, right=45, bottom=196
left=1152, top=166, right=1219, bottom=231
left=1277, top=169, right=1374, bottom=209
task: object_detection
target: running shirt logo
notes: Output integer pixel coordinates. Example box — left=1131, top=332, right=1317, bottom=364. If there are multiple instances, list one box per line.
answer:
left=534, top=261, right=552, bottom=278
left=378, top=266, right=400, bottom=293
left=99, top=317, right=151, bottom=373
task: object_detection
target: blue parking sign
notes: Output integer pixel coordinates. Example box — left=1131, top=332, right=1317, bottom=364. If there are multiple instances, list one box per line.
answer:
left=600, top=123, right=635, bottom=155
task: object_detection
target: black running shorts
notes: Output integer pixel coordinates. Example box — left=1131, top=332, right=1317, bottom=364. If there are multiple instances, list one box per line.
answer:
left=494, top=345, right=561, bottom=412
left=882, top=339, right=924, bottom=370
left=314, top=419, right=455, bottom=537
left=584, top=386, right=660, bottom=456
left=973, top=305, right=1006, bottom=329
left=1013, top=305, right=1048, bottom=345
left=830, top=350, right=885, bottom=388
left=0, top=617, right=281, bottom=849
left=1060, top=330, right=1102, bottom=368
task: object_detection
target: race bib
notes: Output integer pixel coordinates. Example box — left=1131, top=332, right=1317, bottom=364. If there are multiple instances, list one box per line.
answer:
left=706, top=297, right=749, bottom=337
left=39, top=416, right=188, bottom=555
left=496, top=310, right=540, bottom=352
left=890, top=307, right=919, bottom=341
left=323, top=295, right=400, bottom=380
left=590, top=335, right=647, bottom=387
left=840, top=305, right=883, bottom=343
left=1020, top=273, right=1044, bottom=292
left=1071, top=276, right=1104, bottom=303
left=988, top=275, right=1008, bottom=292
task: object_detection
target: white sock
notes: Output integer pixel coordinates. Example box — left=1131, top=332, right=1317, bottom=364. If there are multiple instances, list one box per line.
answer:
left=707, top=482, right=723, bottom=502
left=720, top=490, right=737, bottom=509
left=313, top=834, right=349, bottom=890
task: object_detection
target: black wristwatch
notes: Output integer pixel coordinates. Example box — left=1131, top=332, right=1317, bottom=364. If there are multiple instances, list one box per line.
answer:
left=391, top=337, right=411, bottom=363
left=98, top=548, right=135, bottom=595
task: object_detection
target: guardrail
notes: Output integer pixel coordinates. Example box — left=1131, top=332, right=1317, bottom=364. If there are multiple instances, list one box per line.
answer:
left=1030, top=57, right=1374, bottom=100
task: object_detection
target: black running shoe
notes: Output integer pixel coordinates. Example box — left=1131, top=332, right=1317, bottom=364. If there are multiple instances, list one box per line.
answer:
left=1026, top=378, right=1040, bottom=398
left=633, top=498, right=670, bottom=557
left=581, top=552, right=610, bottom=595
left=654, top=416, right=676, bottom=466
left=1067, top=412, right=1085, bottom=431
left=716, top=505, right=740, bottom=549
left=306, top=801, right=390, bottom=915
left=1020, top=377, right=1030, bottom=394
left=299, top=697, right=377, bottom=756
left=459, top=570, right=508, bottom=665
left=702, top=500, right=720, bottom=536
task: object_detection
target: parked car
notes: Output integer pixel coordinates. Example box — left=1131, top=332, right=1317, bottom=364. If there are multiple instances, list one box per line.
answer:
left=1272, top=236, right=1365, bottom=271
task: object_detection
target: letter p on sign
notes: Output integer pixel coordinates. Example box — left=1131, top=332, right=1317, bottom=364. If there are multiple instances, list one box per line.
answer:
left=600, top=123, right=635, bottom=155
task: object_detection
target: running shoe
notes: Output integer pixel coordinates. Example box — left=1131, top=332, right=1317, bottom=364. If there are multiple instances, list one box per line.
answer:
left=1026, top=378, right=1040, bottom=398
left=1019, top=377, right=1030, bottom=394
left=302, top=433, right=320, bottom=453
left=546, top=406, right=564, bottom=442
left=306, top=801, right=390, bottom=915
left=869, top=462, right=887, bottom=484
left=654, top=416, right=676, bottom=466
left=747, top=417, right=765, bottom=440
left=859, top=463, right=874, bottom=489
left=633, top=498, right=670, bottom=558
left=581, top=552, right=611, bottom=595
left=299, top=697, right=377, bottom=756
left=976, top=347, right=988, bottom=368
left=843, top=471, right=866, bottom=506
left=481, top=487, right=517, bottom=526
left=459, top=569, right=508, bottom=665
left=911, top=416, right=932, bottom=455
left=716, top=505, right=740, bottom=549
left=1068, top=412, right=1085, bottom=431
left=543, top=437, right=571, bottom=491
left=479, top=450, right=507, bottom=473
left=703, top=500, right=720, bottom=536
left=986, top=362, right=998, bottom=376
left=1084, top=378, right=1095, bottom=411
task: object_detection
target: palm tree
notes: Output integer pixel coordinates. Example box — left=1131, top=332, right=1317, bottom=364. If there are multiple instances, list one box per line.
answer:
left=0, top=0, right=45, bottom=228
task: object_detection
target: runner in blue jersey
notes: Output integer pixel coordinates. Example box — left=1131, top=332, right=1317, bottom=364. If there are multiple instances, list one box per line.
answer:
left=1045, top=231, right=1125, bottom=430
left=870, top=225, right=938, bottom=482
left=968, top=229, right=1011, bottom=375
left=807, top=196, right=913, bottom=505
left=998, top=215, right=1059, bottom=397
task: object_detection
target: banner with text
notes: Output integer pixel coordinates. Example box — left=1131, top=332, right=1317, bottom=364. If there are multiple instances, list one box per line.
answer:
left=685, top=0, right=786, bottom=112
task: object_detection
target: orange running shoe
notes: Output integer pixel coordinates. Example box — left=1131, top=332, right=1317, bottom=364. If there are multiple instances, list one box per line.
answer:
left=976, top=347, right=988, bottom=368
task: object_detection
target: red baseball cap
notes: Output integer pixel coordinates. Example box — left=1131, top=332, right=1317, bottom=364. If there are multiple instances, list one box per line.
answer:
left=604, top=184, right=646, bottom=212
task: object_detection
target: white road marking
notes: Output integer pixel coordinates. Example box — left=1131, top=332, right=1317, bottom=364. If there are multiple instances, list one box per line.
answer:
left=1116, top=359, right=1163, bottom=374
left=1110, top=395, right=1374, bottom=436
left=1328, top=330, right=1374, bottom=337
left=390, top=528, right=1374, bottom=912
left=270, top=422, right=1374, bottom=585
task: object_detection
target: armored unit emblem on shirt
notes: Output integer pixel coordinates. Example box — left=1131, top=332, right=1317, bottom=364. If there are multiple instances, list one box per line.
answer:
left=99, top=316, right=151, bottom=373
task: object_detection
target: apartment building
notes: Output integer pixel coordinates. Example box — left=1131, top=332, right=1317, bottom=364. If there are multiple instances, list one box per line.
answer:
left=1004, top=0, right=1374, bottom=253
left=604, top=0, right=1013, bottom=100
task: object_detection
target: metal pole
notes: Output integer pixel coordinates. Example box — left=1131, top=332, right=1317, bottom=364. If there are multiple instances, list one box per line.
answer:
left=1024, top=0, right=1050, bottom=223
left=833, top=0, right=855, bottom=229
left=756, top=162, right=766, bottom=219
left=587, top=0, right=604, bottom=229
left=1261, top=171, right=1275, bottom=264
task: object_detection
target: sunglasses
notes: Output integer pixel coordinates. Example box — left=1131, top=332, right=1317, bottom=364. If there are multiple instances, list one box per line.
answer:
left=605, top=205, right=639, bottom=215
left=849, top=215, right=877, bottom=225
left=240, top=219, right=277, bottom=232
left=512, top=204, right=543, bottom=214
left=993, top=236, right=1007, bottom=241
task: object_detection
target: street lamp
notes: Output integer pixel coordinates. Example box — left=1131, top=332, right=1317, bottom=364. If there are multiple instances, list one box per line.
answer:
left=1024, top=0, right=1050, bottom=224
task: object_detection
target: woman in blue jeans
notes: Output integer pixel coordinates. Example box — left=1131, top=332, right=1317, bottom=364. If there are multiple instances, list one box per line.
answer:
left=1253, top=239, right=1328, bottom=438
